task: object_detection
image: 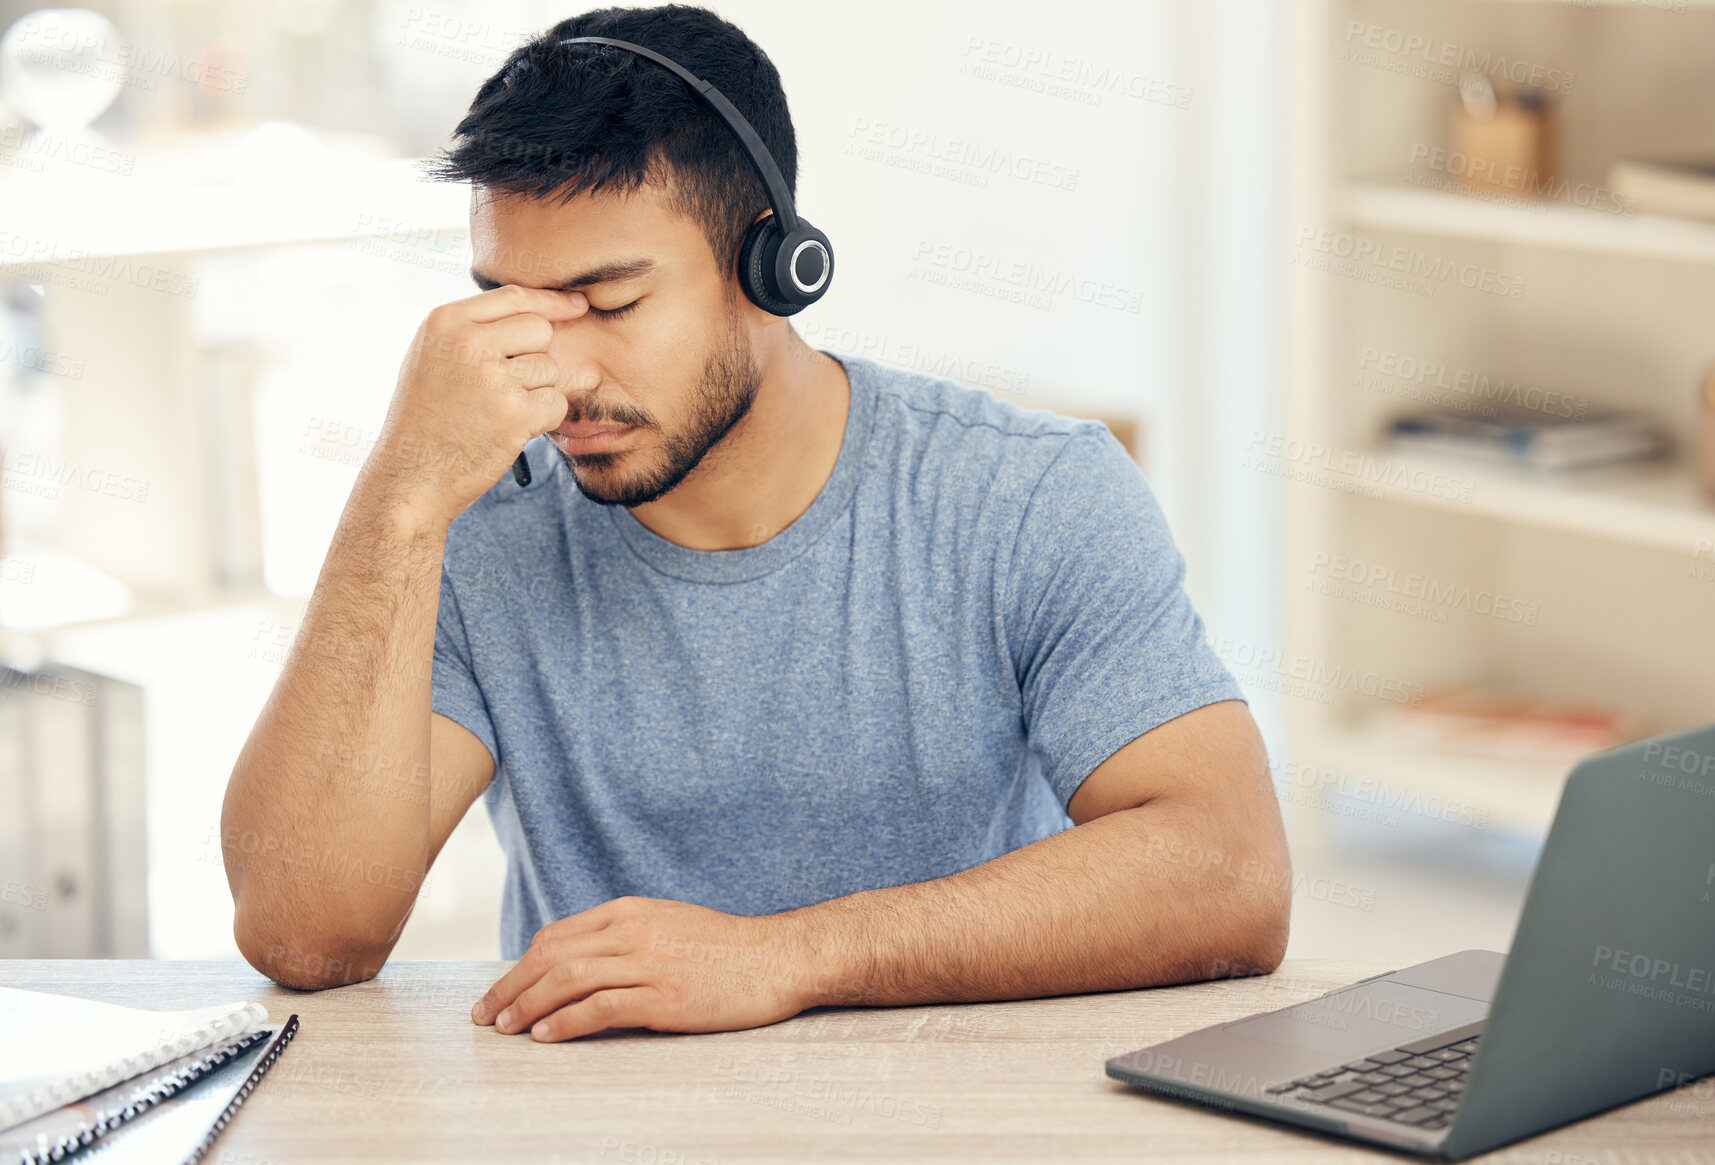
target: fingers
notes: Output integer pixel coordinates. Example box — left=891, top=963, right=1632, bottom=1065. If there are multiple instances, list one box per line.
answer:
left=481, top=312, right=556, bottom=359
left=502, top=352, right=558, bottom=390
left=494, top=958, right=648, bottom=1035
left=525, top=386, right=570, bottom=435
left=530, top=987, right=660, bottom=1042
left=472, top=912, right=625, bottom=1024
left=473, top=947, right=558, bottom=1027
left=462, top=283, right=588, bottom=325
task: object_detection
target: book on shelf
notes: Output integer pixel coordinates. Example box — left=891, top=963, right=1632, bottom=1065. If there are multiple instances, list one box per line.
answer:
left=1608, top=157, right=1715, bottom=223
left=1365, top=688, right=1641, bottom=769
left=1387, top=407, right=1669, bottom=472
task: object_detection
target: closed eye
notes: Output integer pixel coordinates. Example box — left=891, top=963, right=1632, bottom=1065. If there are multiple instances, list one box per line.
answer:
left=588, top=299, right=642, bottom=320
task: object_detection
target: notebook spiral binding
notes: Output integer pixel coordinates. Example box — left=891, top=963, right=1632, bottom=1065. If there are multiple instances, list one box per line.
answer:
left=184, top=1015, right=298, bottom=1165
left=18, top=1015, right=299, bottom=1165
left=0, top=1001, right=269, bottom=1133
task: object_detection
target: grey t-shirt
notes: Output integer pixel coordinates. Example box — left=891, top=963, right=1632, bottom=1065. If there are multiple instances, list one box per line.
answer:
left=431, top=351, right=1242, bottom=958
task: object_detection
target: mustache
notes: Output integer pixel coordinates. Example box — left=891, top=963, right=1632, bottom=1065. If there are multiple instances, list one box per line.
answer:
left=562, top=402, right=653, bottom=429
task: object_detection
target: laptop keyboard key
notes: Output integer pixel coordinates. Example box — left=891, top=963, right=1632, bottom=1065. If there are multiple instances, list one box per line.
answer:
left=1396, top=1020, right=1486, bottom=1055
left=1285, top=1030, right=1485, bottom=1131
left=1303, top=1081, right=1370, bottom=1104
left=1388, top=1105, right=1441, bottom=1125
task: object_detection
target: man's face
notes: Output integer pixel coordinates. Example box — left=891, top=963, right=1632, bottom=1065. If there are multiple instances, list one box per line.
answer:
left=469, top=179, right=762, bottom=507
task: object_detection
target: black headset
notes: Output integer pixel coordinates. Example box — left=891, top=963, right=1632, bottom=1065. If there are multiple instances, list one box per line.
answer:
left=559, top=35, right=834, bottom=317
left=512, top=35, right=832, bottom=488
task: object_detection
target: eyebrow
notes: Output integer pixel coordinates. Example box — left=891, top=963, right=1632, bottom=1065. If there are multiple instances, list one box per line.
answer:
left=469, top=257, right=656, bottom=293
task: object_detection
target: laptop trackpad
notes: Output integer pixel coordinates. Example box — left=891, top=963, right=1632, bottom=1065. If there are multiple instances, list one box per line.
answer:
left=1223, top=981, right=1490, bottom=1059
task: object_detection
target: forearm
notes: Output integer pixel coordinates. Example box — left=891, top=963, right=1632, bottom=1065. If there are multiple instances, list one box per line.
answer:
left=467, top=711, right=1290, bottom=1042
left=789, top=796, right=1291, bottom=1008
left=221, top=472, right=446, bottom=983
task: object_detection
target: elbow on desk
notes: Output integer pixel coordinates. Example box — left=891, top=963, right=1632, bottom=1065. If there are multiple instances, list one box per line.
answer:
left=1226, top=890, right=1291, bottom=978
left=232, top=903, right=395, bottom=991
left=1161, top=900, right=1289, bottom=989
left=1199, top=863, right=1292, bottom=981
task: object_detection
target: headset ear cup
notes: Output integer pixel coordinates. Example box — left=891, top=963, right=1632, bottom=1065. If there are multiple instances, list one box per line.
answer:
left=774, top=222, right=833, bottom=306
left=737, top=216, right=805, bottom=316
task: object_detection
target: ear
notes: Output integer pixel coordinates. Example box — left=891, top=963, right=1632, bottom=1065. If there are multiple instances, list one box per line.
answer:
left=734, top=208, right=773, bottom=275
left=731, top=209, right=783, bottom=325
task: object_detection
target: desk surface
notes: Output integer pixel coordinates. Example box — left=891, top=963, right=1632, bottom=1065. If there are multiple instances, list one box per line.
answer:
left=5, top=959, right=1710, bottom=1164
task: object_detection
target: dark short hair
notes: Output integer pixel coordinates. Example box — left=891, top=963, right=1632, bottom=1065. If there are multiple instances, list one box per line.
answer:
left=427, top=4, right=797, bottom=275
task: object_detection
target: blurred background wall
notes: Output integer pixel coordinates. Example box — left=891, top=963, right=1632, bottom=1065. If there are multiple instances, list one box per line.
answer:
left=1, top=0, right=1710, bottom=969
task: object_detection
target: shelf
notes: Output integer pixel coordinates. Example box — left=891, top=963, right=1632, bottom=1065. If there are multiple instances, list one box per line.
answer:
left=1288, top=0, right=1715, bottom=878
left=1338, top=183, right=1715, bottom=267
left=0, top=157, right=470, bottom=266
left=1303, top=724, right=1574, bottom=836
left=1478, top=0, right=1715, bottom=6
left=0, top=569, right=288, bottom=644
left=1349, top=449, right=1715, bottom=554
left=1480, top=0, right=1715, bottom=6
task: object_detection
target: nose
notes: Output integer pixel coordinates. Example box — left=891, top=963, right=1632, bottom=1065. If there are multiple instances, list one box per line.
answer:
left=553, top=358, right=642, bottom=427
left=555, top=354, right=603, bottom=406
left=560, top=361, right=602, bottom=397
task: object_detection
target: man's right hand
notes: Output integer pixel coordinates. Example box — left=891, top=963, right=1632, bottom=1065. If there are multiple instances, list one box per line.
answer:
left=364, top=283, right=588, bottom=527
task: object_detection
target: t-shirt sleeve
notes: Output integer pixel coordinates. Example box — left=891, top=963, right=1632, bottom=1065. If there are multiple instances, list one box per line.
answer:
left=430, top=563, right=500, bottom=770
left=1004, top=424, right=1246, bottom=808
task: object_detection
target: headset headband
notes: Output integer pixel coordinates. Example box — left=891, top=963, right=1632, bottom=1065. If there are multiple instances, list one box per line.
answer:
left=557, top=36, right=800, bottom=235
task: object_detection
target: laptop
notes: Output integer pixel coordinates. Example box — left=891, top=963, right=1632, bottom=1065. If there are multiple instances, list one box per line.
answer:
left=1106, top=722, right=1715, bottom=1160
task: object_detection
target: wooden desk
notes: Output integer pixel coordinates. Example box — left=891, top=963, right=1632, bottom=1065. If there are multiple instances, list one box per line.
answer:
left=5, top=960, right=1710, bottom=1164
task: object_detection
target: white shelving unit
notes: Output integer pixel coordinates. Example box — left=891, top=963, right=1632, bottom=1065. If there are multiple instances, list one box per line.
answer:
left=2, top=157, right=469, bottom=263
left=0, top=153, right=487, bottom=959
left=1284, top=0, right=1715, bottom=839
left=1341, top=183, right=1715, bottom=267
left=1365, top=450, right=1715, bottom=554
left=0, top=157, right=469, bottom=634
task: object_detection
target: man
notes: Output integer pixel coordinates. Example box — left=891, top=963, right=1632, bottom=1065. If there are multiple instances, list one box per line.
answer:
left=221, top=4, right=1290, bottom=1042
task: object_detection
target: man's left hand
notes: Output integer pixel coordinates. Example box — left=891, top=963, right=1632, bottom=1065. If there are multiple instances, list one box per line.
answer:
left=470, top=896, right=825, bottom=1041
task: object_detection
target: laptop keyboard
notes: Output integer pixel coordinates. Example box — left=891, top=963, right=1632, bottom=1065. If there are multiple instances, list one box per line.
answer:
left=1262, top=1021, right=1485, bottom=1131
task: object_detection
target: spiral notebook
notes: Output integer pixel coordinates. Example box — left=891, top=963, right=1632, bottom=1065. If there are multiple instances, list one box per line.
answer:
left=0, top=1019, right=297, bottom=1165
left=0, top=986, right=271, bottom=1132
